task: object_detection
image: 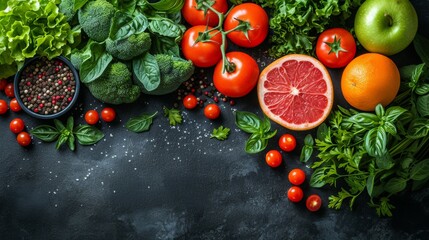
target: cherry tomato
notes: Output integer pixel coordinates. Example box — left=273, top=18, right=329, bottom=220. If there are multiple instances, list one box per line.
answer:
left=0, top=79, right=7, bottom=91
left=183, top=94, right=198, bottom=110
left=288, top=168, right=306, bottom=185
left=0, top=99, right=8, bottom=114
left=182, top=25, right=223, bottom=68
left=17, top=131, right=32, bottom=147
left=10, top=118, right=25, bottom=134
left=9, top=98, right=22, bottom=112
left=4, top=83, right=14, bottom=98
left=316, top=28, right=356, bottom=68
left=306, top=194, right=322, bottom=212
left=182, top=0, right=228, bottom=27
left=265, top=150, right=282, bottom=168
left=213, top=51, right=259, bottom=98
left=101, top=107, right=116, bottom=122
left=287, top=186, right=304, bottom=203
left=85, top=110, right=99, bottom=125
left=278, top=133, right=296, bottom=152
left=224, top=3, right=269, bottom=48
left=204, top=103, right=221, bottom=120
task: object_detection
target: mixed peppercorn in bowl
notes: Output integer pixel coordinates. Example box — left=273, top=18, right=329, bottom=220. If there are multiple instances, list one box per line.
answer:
left=13, top=56, right=80, bottom=120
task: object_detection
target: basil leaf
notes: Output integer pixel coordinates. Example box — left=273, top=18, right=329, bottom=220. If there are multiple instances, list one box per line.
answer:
left=235, top=111, right=261, bottom=134
left=364, top=127, right=387, bottom=157
left=347, top=112, right=379, bottom=129
left=416, top=83, right=429, bottom=95
left=407, top=118, right=429, bottom=139
left=56, top=133, right=69, bottom=149
left=54, top=119, right=66, bottom=131
left=383, top=121, right=397, bottom=136
left=30, top=125, right=60, bottom=142
left=384, top=106, right=407, bottom=123
left=66, top=116, right=74, bottom=132
left=410, top=159, right=429, bottom=181
left=68, top=134, right=75, bottom=151
left=413, top=34, right=429, bottom=66
left=410, top=63, right=426, bottom=88
left=400, top=64, right=418, bottom=81
left=74, top=125, right=104, bottom=145
left=260, top=115, right=271, bottom=133
left=375, top=154, right=394, bottom=170
left=300, top=134, right=314, bottom=163
left=245, top=133, right=268, bottom=154
left=384, top=177, right=407, bottom=194
left=133, top=53, right=161, bottom=92
left=416, top=94, right=429, bottom=117
left=366, top=173, right=375, bottom=197
left=125, top=112, right=157, bottom=133
left=149, top=0, right=184, bottom=12
left=375, top=104, right=385, bottom=118
left=316, top=123, right=328, bottom=140
left=309, top=167, right=329, bottom=188
left=262, top=130, right=277, bottom=140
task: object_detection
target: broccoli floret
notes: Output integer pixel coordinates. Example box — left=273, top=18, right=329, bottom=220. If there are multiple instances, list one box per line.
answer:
left=59, top=0, right=76, bottom=22
left=78, top=0, right=116, bottom=42
left=106, top=32, right=152, bottom=61
left=86, top=62, right=141, bottom=104
left=139, top=54, right=194, bottom=95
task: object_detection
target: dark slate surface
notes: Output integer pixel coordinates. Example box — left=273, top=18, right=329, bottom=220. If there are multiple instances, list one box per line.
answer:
left=1, top=1, right=429, bottom=239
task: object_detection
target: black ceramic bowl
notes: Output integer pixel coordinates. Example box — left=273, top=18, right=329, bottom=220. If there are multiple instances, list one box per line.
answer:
left=13, top=56, right=80, bottom=120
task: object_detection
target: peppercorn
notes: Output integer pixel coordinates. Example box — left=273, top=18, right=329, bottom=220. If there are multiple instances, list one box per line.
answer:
left=18, top=57, right=76, bottom=115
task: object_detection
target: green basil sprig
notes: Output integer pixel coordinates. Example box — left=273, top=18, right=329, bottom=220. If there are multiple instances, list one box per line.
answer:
left=125, top=112, right=157, bottom=133
left=30, top=116, right=104, bottom=151
left=235, top=111, right=277, bottom=154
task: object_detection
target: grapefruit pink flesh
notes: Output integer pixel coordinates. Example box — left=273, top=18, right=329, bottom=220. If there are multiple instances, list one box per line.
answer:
left=258, top=55, right=333, bottom=131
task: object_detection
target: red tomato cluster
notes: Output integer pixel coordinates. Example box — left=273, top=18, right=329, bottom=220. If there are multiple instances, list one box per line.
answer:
left=262, top=132, right=322, bottom=212
left=182, top=94, right=222, bottom=120
left=181, top=1, right=268, bottom=99
left=85, top=107, right=116, bottom=125
left=1, top=79, right=31, bottom=147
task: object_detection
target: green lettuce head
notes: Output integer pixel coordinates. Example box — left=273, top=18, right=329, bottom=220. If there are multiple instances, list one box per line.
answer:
left=0, top=0, right=80, bottom=78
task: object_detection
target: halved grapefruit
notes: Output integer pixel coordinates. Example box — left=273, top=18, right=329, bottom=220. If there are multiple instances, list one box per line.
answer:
left=257, top=54, right=334, bottom=131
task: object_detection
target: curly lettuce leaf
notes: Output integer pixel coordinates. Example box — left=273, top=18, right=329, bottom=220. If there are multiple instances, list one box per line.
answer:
left=0, top=0, right=80, bottom=78
left=251, top=0, right=362, bottom=57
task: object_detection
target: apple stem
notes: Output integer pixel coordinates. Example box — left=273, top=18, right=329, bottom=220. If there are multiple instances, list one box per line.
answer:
left=384, top=13, right=394, bottom=27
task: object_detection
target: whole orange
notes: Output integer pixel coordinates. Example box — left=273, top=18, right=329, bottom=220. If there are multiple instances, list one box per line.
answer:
left=341, top=53, right=400, bottom=111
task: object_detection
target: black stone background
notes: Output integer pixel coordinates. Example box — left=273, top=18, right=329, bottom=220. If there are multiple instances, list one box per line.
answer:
left=1, top=1, right=429, bottom=239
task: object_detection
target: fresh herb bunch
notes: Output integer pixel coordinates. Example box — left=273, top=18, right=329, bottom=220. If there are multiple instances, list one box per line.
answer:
left=30, top=116, right=105, bottom=151
left=308, top=35, right=429, bottom=217
left=231, top=0, right=362, bottom=57
left=235, top=111, right=277, bottom=153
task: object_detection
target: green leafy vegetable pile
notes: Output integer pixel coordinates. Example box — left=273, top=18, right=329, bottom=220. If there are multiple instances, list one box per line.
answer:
left=0, top=0, right=80, bottom=78
left=231, top=0, right=362, bottom=57
left=307, top=35, right=429, bottom=217
left=66, top=0, right=193, bottom=104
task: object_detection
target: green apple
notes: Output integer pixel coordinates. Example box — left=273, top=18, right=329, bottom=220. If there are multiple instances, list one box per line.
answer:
left=354, top=0, right=418, bottom=56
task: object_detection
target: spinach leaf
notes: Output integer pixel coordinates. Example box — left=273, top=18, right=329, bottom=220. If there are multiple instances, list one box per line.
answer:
left=133, top=53, right=161, bottom=92
left=125, top=112, right=157, bottom=133
left=79, top=42, right=113, bottom=84
left=109, top=11, right=148, bottom=41
left=151, top=35, right=180, bottom=56
left=149, top=17, right=185, bottom=40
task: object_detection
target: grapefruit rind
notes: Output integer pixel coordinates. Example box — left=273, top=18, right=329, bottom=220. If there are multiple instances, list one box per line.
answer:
left=257, top=54, right=334, bottom=131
